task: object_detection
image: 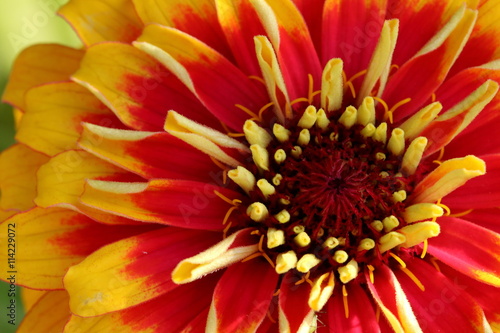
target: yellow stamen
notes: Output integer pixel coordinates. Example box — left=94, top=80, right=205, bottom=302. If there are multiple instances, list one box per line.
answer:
left=222, top=206, right=239, bottom=225
left=248, top=75, right=266, bottom=86
left=372, top=96, right=389, bottom=117
left=338, top=259, right=359, bottom=283
left=387, top=128, right=405, bottom=156
left=373, top=122, right=387, bottom=143
left=388, top=98, right=412, bottom=117
left=399, top=266, right=425, bottom=291
left=401, top=137, right=428, bottom=175
left=399, top=102, right=442, bottom=140
left=272, top=174, right=283, bottom=186
left=227, top=132, right=246, bottom=138
left=376, top=152, right=386, bottom=161
left=250, top=144, right=269, bottom=171
left=378, top=232, right=406, bottom=252
left=342, top=285, right=349, bottom=319
left=298, top=105, right=318, bottom=128
left=402, top=203, right=444, bottom=223
left=316, top=108, right=330, bottom=130
left=273, top=123, right=291, bottom=142
left=361, top=123, right=376, bottom=138
left=291, top=146, right=302, bottom=158
left=371, top=220, right=384, bottom=232
left=392, top=190, right=407, bottom=202
left=389, top=252, right=406, bottom=268
left=398, top=221, right=440, bottom=248
left=383, top=215, right=399, bottom=232
left=246, top=202, right=269, bottom=222
left=449, top=208, right=473, bottom=218
left=274, top=209, right=290, bottom=223
left=430, top=257, right=441, bottom=272
left=258, top=101, right=275, bottom=120
left=307, top=74, right=315, bottom=104
left=257, top=179, right=276, bottom=198
left=209, top=156, right=228, bottom=171
left=267, top=228, right=285, bottom=249
left=298, top=129, right=311, bottom=146
left=293, top=225, right=305, bottom=234
left=296, top=254, right=321, bottom=273
left=334, top=250, right=349, bottom=264
left=275, top=250, right=298, bottom=274
left=357, top=97, right=376, bottom=125
left=244, top=120, right=272, bottom=147
left=274, top=149, right=287, bottom=164
left=290, top=97, right=309, bottom=106
left=294, top=231, right=311, bottom=247
left=323, top=237, right=340, bottom=249
left=437, top=203, right=451, bottom=216
left=358, top=238, right=376, bottom=251
left=222, top=221, right=233, bottom=238
left=213, top=190, right=236, bottom=206
left=228, top=166, right=256, bottom=194
left=321, top=59, right=344, bottom=111
left=339, top=106, right=357, bottom=129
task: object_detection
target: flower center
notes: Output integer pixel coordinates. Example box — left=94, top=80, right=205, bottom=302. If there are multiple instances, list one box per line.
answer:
left=228, top=102, right=437, bottom=285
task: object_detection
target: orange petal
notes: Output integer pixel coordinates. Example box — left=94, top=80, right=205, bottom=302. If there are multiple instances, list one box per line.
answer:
left=58, top=0, right=142, bottom=45
left=17, top=291, right=70, bottom=333
left=134, top=24, right=269, bottom=131
left=35, top=150, right=143, bottom=225
left=18, top=81, right=123, bottom=156
left=2, top=44, right=83, bottom=110
left=64, top=227, right=220, bottom=316
left=132, top=0, right=231, bottom=58
left=72, top=42, right=220, bottom=131
left=0, top=207, right=149, bottom=290
left=0, top=144, right=49, bottom=211
left=21, top=288, right=46, bottom=312
left=387, top=7, right=478, bottom=123
left=80, top=179, right=243, bottom=230
left=79, top=123, right=220, bottom=182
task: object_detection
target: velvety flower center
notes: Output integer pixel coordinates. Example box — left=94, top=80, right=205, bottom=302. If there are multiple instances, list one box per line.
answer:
left=229, top=102, right=436, bottom=286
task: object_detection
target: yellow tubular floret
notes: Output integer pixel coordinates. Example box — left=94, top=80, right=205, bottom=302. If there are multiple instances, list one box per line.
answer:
left=243, top=120, right=272, bottom=147
left=227, top=166, right=256, bottom=194
left=402, top=203, right=444, bottom=223
left=298, top=105, right=318, bottom=128
left=398, top=222, right=440, bottom=248
left=321, top=58, right=344, bottom=111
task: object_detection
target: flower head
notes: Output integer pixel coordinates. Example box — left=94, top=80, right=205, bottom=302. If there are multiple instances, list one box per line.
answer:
left=1, top=0, right=500, bottom=332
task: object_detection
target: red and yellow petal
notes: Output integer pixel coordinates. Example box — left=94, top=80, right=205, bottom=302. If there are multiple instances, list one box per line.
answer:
left=426, top=216, right=500, bottom=287
left=395, top=258, right=491, bottom=332
left=79, top=123, right=220, bottom=182
left=278, top=273, right=316, bottom=333
left=17, top=291, right=70, bottom=333
left=215, top=0, right=267, bottom=76
left=135, top=24, right=269, bottom=131
left=63, top=227, right=220, bottom=316
left=0, top=144, right=49, bottom=211
left=387, top=7, right=478, bottom=122
left=388, top=0, right=479, bottom=66
left=366, top=264, right=422, bottom=333
left=64, top=273, right=220, bottom=333
left=133, top=0, right=232, bottom=59
left=80, top=178, right=244, bottom=230
left=2, top=44, right=83, bottom=110
left=325, top=283, right=380, bottom=333
left=17, top=82, right=123, bottom=156
left=72, top=42, right=220, bottom=131
left=451, top=0, right=500, bottom=75
left=206, top=260, right=278, bottom=332
left=58, top=0, right=142, bottom=46
left=251, top=0, right=322, bottom=101
left=0, top=207, right=148, bottom=290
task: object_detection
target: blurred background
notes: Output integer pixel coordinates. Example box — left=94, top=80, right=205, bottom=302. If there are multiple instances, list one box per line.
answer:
left=0, top=1, right=81, bottom=331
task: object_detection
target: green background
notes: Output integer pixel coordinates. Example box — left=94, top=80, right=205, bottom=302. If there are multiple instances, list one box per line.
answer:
left=0, top=1, right=81, bottom=331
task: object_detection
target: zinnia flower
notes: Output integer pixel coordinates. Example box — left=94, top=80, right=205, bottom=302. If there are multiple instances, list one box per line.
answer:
left=1, top=0, right=500, bottom=332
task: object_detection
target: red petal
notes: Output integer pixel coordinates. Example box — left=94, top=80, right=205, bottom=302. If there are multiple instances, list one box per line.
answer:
left=293, top=0, right=326, bottom=57
left=443, top=154, right=500, bottom=210
left=427, top=216, right=500, bottom=286
left=278, top=273, right=316, bottom=332
left=64, top=227, right=221, bottom=316
left=2, top=44, right=83, bottom=110
left=395, top=258, right=490, bottom=332
left=457, top=208, right=500, bottom=234
left=207, top=260, right=278, bottom=332
left=81, top=179, right=243, bottom=230
left=135, top=25, right=269, bottom=131
left=73, top=42, right=220, bottom=131
left=322, top=0, right=387, bottom=78
left=58, top=0, right=142, bottom=45
left=326, top=283, right=380, bottom=333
